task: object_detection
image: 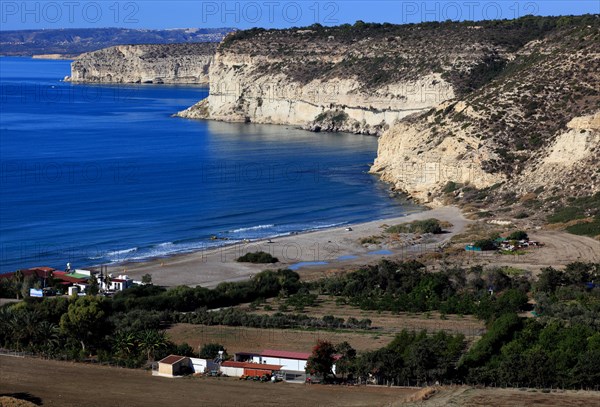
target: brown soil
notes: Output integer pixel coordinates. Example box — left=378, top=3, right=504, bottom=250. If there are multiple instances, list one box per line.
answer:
left=0, top=356, right=417, bottom=407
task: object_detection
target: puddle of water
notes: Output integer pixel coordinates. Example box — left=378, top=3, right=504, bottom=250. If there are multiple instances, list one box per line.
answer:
left=368, top=250, right=393, bottom=255
left=288, top=261, right=329, bottom=271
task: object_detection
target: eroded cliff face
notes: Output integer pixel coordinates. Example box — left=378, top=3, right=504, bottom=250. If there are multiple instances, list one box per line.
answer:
left=178, top=53, right=453, bottom=134
left=371, top=101, right=506, bottom=205
left=513, top=111, right=600, bottom=196
left=372, top=21, right=600, bottom=204
left=177, top=24, right=519, bottom=135
left=67, top=43, right=216, bottom=84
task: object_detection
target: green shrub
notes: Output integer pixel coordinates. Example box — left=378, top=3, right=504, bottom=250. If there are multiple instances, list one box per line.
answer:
left=237, top=251, right=279, bottom=263
left=566, top=217, right=600, bottom=237
left=442, top=181, right=460, bottom=193
left=386, top=218, right=443, bottom=234
left=360, top=236, right=382, bottom=245
left=507, top=230, right=528, bottom=241
left=547, top=193, right=600, bottom=223
left=547, top=206, right=586, bottom=223
left=474, top=239, right=497, bottom=251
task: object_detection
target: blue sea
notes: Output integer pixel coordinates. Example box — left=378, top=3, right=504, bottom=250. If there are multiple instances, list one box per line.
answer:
left=0, top=57, right=418, bottom=273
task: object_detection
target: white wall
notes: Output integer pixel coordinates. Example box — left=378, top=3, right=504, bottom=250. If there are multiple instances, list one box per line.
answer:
left=220, top=366, right=244, bottom=377
left=189, top=358, right=217, bottom=373
left=252, top=356, right=306, bottom=372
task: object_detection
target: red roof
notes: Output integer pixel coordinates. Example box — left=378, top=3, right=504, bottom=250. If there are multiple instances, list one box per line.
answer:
left=260, top=349, right=311, bottom=360
left=158, top=355, right=188, bottom=365
left=30, top=267, right=55, bottom=272
left=221, top=361, right=282, bottom=371
left=53, top=272, right=88, bottom=284
left=0, top=267, right=55, bottom=280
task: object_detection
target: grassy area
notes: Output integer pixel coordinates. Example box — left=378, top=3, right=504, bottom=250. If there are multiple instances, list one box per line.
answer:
left=565, top=216, right=600, bottom=237
left=240, top=295, right=485, bottom=338
left=547, top=193, right=600, bottom=223
left=547, top=193, right=600, bottom=238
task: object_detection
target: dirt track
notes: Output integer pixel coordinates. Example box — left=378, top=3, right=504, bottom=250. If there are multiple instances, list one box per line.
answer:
left=530, top=230, right=600, bottom=264
left=449, top=230, right=600, bottom=274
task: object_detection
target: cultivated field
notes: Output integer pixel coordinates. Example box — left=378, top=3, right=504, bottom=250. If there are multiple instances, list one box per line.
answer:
left=2, top=357, right=599, bottom=407
left=244, top=296, right=485, bottom=337
left=168, top=297, right=486, bottom=354
left=0, top=356, right=417, bottom=407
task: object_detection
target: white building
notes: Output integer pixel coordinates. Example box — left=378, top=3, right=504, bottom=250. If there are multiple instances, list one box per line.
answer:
left=220, top=361, right=246, bottom=377
left=236, top=349, right=336, bottom=381
left=252, top=349, right=311, bottom=372
left=98, top=274, right=134, bottom=291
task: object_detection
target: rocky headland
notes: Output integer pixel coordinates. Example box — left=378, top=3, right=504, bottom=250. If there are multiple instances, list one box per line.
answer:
left=67, top=43, right=217, bottom=84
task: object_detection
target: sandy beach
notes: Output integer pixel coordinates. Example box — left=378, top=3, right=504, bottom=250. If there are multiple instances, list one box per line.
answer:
left=106, top=206, right=469, bottom=288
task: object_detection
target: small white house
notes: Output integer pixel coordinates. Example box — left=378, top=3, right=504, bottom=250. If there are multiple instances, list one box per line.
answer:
left=98, top=274, right=134, bottom=291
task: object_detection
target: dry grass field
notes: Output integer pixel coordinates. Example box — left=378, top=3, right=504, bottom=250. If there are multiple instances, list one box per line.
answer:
left=244, top=295, right=485, bottom=337
left=2, top=357, right=598, bottom=407
left=409, top=386, right=600, bottom=407
left=0, top=356, right=416, bottom=407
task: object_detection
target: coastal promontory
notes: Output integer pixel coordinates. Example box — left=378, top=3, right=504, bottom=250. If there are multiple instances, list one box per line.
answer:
left=67, top=43, right=217, bottom=84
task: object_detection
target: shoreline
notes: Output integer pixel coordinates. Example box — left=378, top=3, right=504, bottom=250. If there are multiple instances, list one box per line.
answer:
left=106, top=206, right=469, bottom=288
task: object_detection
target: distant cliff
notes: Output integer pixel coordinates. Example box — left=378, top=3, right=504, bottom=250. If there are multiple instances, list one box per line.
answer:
left=0, top=28, right=232, bottom=56
left=67, top=43, right=217, bottom=84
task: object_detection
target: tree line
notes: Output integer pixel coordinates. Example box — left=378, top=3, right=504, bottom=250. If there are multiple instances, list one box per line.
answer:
left=1, top=261, right=598, bottom=388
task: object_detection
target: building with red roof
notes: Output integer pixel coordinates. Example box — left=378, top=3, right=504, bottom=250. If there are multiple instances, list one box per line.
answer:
left=156, top=355, right=190, bottom=377
left=234, top=348, right=337, bottom=381
left=0, top=267, right=55, bottom=287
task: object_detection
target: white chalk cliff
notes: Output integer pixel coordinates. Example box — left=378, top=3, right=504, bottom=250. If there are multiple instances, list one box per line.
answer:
left=67, top=43, right=216, bottom=84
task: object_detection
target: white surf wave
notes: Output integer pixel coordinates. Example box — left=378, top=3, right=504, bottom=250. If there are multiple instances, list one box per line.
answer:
left=231, top=224, right=275, bottom=233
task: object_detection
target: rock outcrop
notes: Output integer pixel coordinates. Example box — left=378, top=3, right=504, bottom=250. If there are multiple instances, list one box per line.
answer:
left=67, top=43, right=217, bottom=84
